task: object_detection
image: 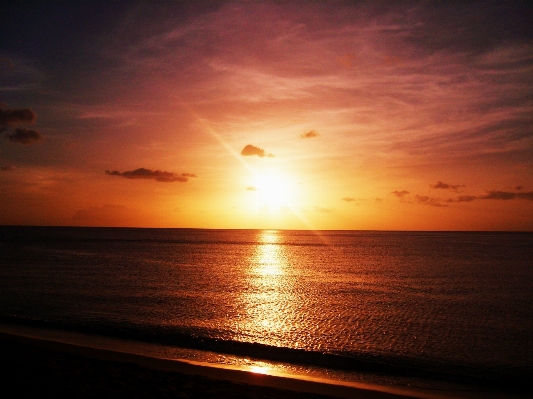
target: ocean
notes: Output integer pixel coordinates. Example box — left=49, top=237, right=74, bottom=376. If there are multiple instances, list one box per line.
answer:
left=1, top=226, right=532, bottom=397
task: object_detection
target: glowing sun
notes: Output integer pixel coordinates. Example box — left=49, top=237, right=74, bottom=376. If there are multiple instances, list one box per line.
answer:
left=253, top=172, right=295, bottom=210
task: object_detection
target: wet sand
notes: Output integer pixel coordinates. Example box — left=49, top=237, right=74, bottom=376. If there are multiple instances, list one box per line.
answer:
left=1, top=332, right=427, bottom=399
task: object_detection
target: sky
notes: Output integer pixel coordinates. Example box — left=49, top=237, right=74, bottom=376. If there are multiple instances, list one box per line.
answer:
left=1, top=1, right=532, bottom=230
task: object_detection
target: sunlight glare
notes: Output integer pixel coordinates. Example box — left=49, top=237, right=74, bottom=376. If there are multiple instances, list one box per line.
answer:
left=250, top=365, right=271, bottom=374
left=254, top=172, right=294, bottom=211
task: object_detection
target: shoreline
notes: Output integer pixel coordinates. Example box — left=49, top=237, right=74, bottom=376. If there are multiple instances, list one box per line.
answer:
left=0, top=331, right=421, bottom=399
left=1, top=328, right=524, bottom=399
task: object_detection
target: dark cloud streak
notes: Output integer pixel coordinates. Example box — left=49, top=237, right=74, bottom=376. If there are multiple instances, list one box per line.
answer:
left=391, top=190, right=409, bottom=198
left=7, top=128, right=42, bottom=144
left=394, top=188, right=533, bottom=206
left=105, top=168, right=197, bottom=182
left=430, top=181, right=465, bottom=192
left=0, top=107, right=37, bottom=126
left=451, top=191, right=533, bottom=202
left=483, top=191, right=533, bottom=201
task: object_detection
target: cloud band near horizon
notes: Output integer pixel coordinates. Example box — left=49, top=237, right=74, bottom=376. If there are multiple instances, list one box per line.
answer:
left=106, top=168, right=197, bottom=182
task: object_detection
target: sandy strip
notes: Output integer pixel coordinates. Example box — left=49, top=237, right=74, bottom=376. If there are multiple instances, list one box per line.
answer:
left=0, top=331, right=438, bottom=399
left=3, top=327, right=524, bottom=399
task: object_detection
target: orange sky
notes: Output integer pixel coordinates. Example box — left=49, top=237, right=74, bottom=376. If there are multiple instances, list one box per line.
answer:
left=1, top=1, right=532, bottom=230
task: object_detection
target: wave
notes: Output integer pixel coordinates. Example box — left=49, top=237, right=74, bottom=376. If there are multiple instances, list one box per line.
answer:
left=1, top=315, right=530, bottom=393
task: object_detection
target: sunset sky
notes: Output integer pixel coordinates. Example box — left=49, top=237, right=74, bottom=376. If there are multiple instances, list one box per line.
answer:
left=1, top=1, right=532, bottom=230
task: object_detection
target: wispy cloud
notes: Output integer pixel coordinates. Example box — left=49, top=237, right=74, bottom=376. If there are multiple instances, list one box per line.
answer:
left=240, top=144, right=274, bottom=157
left=1, top=2, right=532, bottom=229
left=105, top=168, right=197, bottom=182
left=45, top=2, right=533, bottom=167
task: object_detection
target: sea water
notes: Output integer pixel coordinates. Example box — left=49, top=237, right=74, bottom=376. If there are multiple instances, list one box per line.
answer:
left=1, top=226, right=532, bottom=395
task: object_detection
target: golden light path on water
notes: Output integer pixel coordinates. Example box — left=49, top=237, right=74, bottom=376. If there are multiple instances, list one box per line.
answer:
left=242, top=230, right=294, bottom=341
left=236, top=229, right=295, bottom=377
left=230, top=230, right=344, bottom=379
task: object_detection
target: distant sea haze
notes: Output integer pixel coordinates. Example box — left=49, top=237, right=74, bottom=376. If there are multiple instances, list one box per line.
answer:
left=1, top=227, right=532, bottom=394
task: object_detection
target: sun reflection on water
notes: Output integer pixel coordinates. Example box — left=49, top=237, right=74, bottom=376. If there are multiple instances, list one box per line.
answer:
left=239, top=230, right=296, bottom=345
left=257, top=233, right=284, bottom=276
left=249, top=365, right=271, bottom=374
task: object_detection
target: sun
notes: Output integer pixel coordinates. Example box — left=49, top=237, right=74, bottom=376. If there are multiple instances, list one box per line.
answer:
left=253, top=172, right=294, bottom=211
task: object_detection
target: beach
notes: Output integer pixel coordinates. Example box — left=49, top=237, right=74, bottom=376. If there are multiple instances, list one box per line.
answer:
left=3, top=330, right=531, bottom=399
left=0, top=331, right=430, bottom=399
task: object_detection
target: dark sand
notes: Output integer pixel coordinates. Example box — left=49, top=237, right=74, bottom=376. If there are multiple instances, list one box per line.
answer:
left=0, top=332, right=429, bottom=399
